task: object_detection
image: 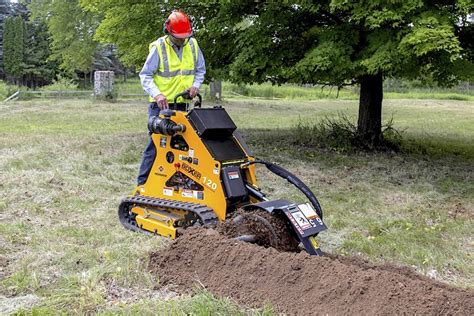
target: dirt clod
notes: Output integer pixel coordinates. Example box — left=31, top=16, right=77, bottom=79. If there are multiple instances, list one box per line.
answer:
left=149, top=229, right=474, bottom=315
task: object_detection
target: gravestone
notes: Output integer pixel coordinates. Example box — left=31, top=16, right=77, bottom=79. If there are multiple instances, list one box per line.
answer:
left=94, top=71, right=115, bottom=100
left=209, top=80, right=222, bottom=101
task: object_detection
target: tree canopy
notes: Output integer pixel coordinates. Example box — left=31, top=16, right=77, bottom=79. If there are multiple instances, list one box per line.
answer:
left=23, top=20, right=57, bottom=86
left=82, top=1, right=473, bottom=81
left=29, top=0, right=100, bottom=75
left=3, top=16, right=26, bottom=82
left=72, top=1, right=474, bottom=142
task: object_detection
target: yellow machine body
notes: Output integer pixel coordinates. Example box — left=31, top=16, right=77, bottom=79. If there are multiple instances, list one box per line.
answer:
left=119, top=97, right=327, bottom=256
left=128, top=110, right=258, bottom=239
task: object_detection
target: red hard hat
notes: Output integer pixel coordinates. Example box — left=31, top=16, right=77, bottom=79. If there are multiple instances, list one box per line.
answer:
left=164, top=10, right=193, bottom=38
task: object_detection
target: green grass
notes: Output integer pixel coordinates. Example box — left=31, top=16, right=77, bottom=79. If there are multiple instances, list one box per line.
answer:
left=114, top=79, right=474, bottom=101
left=4, top=78, right=470, bottom=101
left=1, top=97, right=473, bottom=314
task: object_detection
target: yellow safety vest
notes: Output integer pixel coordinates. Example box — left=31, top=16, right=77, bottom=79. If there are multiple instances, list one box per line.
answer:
left=149, top=36, right=198, bottom=103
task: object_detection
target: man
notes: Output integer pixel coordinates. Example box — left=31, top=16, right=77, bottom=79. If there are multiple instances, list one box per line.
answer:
left=137, top=10, right=206, bottom=186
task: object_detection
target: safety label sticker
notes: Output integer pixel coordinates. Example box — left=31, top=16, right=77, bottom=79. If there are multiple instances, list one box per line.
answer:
left=228, top=171, right=239, bottom=180
left=213, top=168, right=219, bottom=175
left=298, top=203, right=318, bottom=219
left=285, top=211, right=304, bottom=235
left=163, top=187, right=173, bottom=196
left=290, top=211, right=312, bottom=230
left=188, top=148, right=194, bottom=158
left=193, top=191, right=204, bottom=200
left=182, top=189, right=193, bottom=198
left=160, top=136, right=167, bottom=148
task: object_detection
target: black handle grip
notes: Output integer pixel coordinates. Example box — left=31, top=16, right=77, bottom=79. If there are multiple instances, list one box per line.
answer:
left=173, top=91, right=202, bottom=109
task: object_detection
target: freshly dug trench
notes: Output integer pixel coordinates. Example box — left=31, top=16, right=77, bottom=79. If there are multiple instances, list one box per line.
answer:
left=149, top=229, right=474, bottom=315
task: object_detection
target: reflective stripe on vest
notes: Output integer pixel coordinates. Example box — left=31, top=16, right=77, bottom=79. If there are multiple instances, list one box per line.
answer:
left=154, top=69, right=196, bottom=77
left=149, top=36, right=198, bottom=102
left=189, top=38, right=197, bottom=64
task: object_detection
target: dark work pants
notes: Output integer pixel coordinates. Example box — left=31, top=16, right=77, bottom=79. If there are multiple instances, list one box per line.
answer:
left=137, top=102, right=161, bottom=185
left=137, top=102, right=188, bottom=185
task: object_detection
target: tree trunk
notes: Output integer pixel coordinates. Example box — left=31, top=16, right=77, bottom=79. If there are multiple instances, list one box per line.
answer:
left=357, top=73, right=383, bottom=144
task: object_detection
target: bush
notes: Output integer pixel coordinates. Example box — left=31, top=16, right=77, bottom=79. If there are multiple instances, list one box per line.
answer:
left=0, top=81, right=8, bottom=100
left=293, top=114, right=403, bottom=152
left=0, top=80, right=21, bottom=100
left=227, top=83, right=250, bottom=96
left=40, top=75, right=78, bottom=91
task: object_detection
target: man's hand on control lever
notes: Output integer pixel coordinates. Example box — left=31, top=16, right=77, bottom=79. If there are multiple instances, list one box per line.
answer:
left=188, top=86, right=199, bottom=98
left=154, top=94, right=168, bottom=110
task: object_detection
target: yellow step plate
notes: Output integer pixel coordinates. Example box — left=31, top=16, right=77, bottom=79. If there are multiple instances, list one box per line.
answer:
left=132, top=206, right=178, bottom=239
left=135, top=215, right=177, bottom=239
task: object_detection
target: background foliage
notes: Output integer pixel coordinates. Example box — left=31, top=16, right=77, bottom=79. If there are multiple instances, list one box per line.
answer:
left=3, top=16, right=25, bottom=82
left=78, top=0, right=473, bottom=141
left=0, top=0, right=472, bottom=142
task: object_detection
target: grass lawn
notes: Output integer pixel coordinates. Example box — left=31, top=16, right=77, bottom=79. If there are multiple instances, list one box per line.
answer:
left=0, top=97, right=473, bottom=314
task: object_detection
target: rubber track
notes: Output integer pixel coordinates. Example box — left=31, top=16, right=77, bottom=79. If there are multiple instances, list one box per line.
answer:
left=118, top=195, right=218, bottom=234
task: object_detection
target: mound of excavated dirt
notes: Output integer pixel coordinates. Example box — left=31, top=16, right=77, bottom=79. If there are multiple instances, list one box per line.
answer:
left=149, top=229, right=474, bottom=315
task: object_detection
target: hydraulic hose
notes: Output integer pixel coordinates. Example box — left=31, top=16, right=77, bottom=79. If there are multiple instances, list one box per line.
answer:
left=243, top=159, right=323, bottom=219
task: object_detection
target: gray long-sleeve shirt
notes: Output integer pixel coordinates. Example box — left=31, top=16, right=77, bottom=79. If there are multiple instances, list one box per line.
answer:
left=139, top=36, right=206, bottom=99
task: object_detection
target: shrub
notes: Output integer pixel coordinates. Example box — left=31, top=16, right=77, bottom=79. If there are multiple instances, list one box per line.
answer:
left=293, top=114, right=403, bottom=152
left=0, top=81, right=8, bottom=100
left=40, top=75, right=78, bottom=91
left=0, top=80, right=21, bottom=100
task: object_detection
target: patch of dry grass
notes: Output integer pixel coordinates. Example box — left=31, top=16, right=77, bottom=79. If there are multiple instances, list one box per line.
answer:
left=0, top=98, right=473, bottom=313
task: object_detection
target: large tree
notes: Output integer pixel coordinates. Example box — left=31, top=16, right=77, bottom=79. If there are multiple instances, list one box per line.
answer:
left=82, top=1, right=473, bottom=143
left=3, top=7, right=58, bottom=86
left=29, top=0, right=100, bottom=79
left=3, top=16, right=26, bottom=83
left=23, top=20, right=58, bottom=87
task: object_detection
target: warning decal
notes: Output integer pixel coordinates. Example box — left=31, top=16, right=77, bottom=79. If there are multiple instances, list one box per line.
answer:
left=290, top=211, right=312, bottom=230
left=298, top=203, right=318, bottom=219
left=193, top=191, right=204, bottom=200
left=182, top=189, right=193, bottom=198
left=285, top=211, right=304, bottom=235
left=163, top=187, right=173, bottom=196
left=160, top=136, right=167, bottom=148
left=228, top=171, right=239, bottom=180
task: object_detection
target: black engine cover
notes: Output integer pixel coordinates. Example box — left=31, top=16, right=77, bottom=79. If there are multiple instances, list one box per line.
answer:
left=188, top=108, right=236, bottom=138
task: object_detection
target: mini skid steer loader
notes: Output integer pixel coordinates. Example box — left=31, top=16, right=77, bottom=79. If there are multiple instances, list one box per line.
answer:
left=119, top=92, right=327, bottom=255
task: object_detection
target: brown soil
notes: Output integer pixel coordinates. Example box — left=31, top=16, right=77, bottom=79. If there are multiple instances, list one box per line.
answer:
left=217, top=208, right=300, bottom=252
left=149, top=229, right=474, bottom=315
